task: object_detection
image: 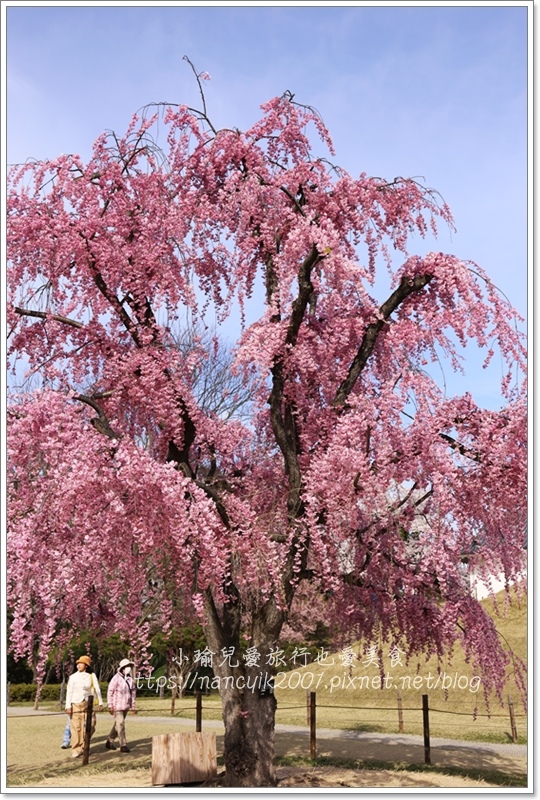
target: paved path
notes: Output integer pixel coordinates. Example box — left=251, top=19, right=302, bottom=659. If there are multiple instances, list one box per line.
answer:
left=276, top=723, right=528, bottom=758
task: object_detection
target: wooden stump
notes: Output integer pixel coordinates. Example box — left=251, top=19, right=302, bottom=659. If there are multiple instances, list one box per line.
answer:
left=151, top=732, right=217, bottom=786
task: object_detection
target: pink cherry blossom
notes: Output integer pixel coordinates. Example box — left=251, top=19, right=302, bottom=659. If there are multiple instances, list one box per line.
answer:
left=7, top=90, right=526, bottom=786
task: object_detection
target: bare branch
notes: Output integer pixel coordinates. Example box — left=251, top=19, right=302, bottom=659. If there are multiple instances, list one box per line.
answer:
left=182, top=55, right=217, bottom=135
left=14, top=307, right=84, bottom=329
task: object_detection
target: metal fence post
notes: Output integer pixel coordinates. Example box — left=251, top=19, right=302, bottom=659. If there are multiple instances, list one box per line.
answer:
left=422, top=694, right=431, bottom=765
left=7, top=682, right=11, bottom=706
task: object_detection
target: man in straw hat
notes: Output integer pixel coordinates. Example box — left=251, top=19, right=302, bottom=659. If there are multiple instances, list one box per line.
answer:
left=65, top=654, right=103, bottom=758
left=105, top=657, right=137, bottom=753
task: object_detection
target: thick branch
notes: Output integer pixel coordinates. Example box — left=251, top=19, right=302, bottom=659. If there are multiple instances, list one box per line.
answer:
left=90, top=264, right=139, bottom=342
left=75, top=394, right=119, bottom=439
left=14, top=307, right=84, bottom=329
left=286, top=244, right=321, bottom=348
left=265, top=254, right=280, bottom=319
left=165, top=425, right=196, bottom=478
left=79, top=235, right=139, bottom=343
left=439, top=432, right=482, bottom=463
left=333, top=273, right=434, bottom=406
left=268, top=244, right=322, bottom=519
left=204, top=589, right=227, bottom=650
left=194, top=479, right=231, bottom=529
left=268, top=364, right=302, bottom=519
left=279, top=185, right=306, bottom=217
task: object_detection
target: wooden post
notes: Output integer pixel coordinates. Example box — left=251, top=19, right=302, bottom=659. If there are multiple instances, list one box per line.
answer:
left=306, top=689, right=310, bottom=725
left=59, top=681, right=65, bottom=711
left=422, top=694, right=431, bottom=765
left=82, top=695, right=94, bottom=766
left=508, top=696, right=518, bottom=744
left=171, top=683, right=177, bottom=716
left=7, top=682, right=10, bottom=706
left=397, top=691, right=404, bottom=733
left=309, top=691, right=316, bottom=759
left=196, top=690, right=202, bottom=732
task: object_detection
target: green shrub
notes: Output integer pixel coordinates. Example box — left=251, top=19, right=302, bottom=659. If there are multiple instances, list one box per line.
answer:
left=8, top=683, right=37, bottom=702
left=8, top=682, right=108, bottom=703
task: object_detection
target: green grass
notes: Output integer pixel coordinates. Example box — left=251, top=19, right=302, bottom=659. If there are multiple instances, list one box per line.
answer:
left=27, top=695, right=527, bottom=745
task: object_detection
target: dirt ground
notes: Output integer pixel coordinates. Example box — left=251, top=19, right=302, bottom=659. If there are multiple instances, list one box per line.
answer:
left=26, top=764, right=500, bottom=789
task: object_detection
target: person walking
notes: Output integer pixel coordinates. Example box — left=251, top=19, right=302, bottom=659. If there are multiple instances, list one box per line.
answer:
left=65, top=655, right=103, bottom=758
left=105, top=658, right=136, bottom=753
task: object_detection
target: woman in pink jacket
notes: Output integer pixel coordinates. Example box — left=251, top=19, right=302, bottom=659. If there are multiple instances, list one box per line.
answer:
left=105, top=658, right=136, bottom=753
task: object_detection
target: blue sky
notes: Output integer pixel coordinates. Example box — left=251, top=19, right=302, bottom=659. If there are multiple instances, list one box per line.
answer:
left=4, top=2, right=530, bottom=408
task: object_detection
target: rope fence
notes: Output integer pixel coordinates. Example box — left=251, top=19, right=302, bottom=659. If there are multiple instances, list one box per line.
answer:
left=7, top=683, right=526, bottom=767
left=277, top=691, right=526, bottom=761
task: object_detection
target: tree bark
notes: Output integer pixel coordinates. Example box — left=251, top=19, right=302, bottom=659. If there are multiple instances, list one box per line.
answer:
left=218, top=666, right=278, bottom=787
left=204, top=597, right=284, bottom=787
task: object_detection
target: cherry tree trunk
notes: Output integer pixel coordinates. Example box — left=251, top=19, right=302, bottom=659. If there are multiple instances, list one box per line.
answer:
left=204, top=602, right=284, bottom=787
left=218, top=670, right=278, bottom=787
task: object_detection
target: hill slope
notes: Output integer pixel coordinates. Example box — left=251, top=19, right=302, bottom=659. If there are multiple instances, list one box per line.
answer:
left=274, top=586, right=527, bottom=742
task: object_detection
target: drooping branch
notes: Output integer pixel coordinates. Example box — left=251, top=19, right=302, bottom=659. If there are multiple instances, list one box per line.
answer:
left=182, top=55, right=217, bottom=135
left=333, top=273, right=434, bottom=407
left=81, top=227, right=199, bottom=475
left=399, top=407, right=483, bottom=464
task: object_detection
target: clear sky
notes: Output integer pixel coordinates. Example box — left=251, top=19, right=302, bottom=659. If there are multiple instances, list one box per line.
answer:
left=3, top=1, right=530, bottom=409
